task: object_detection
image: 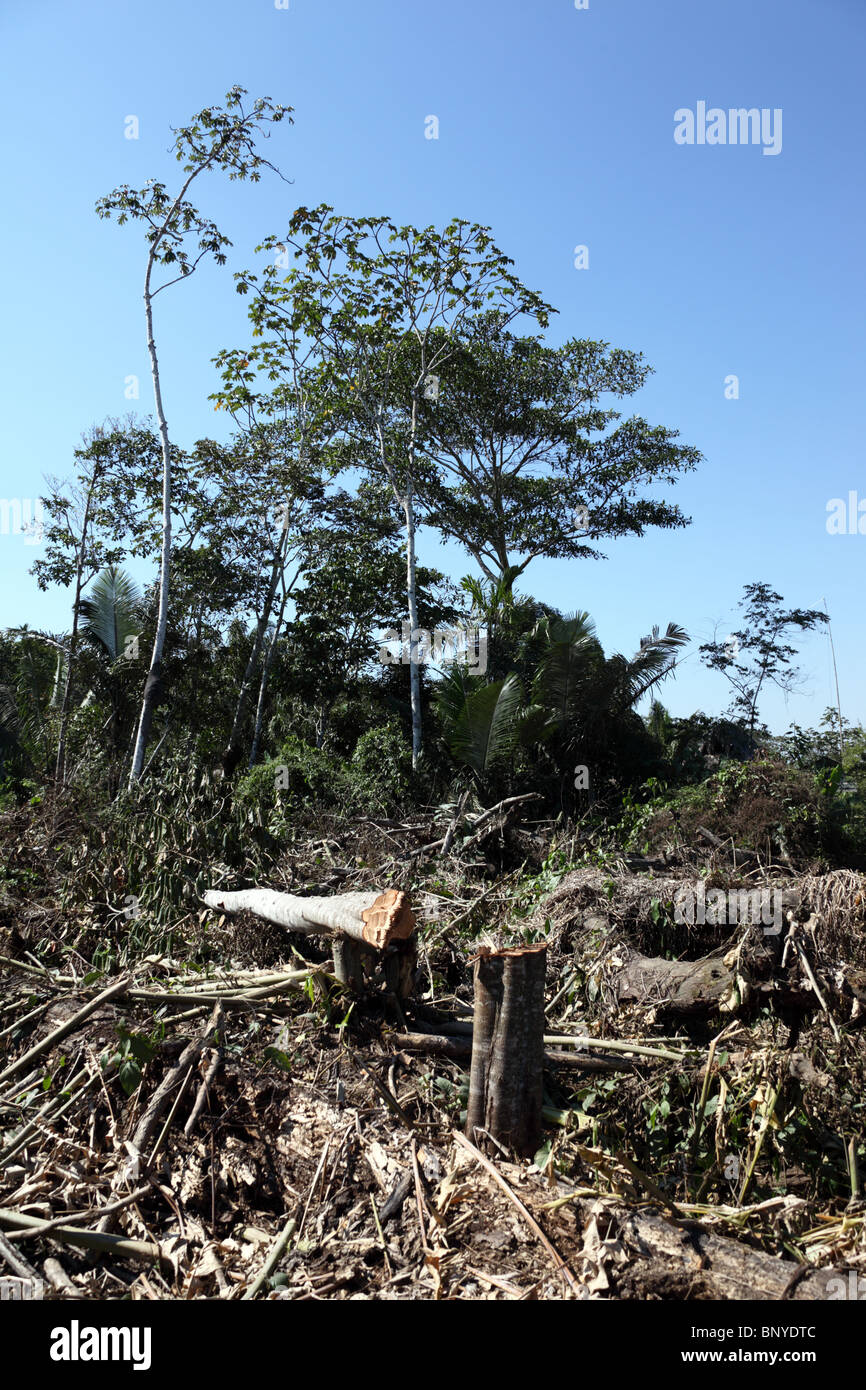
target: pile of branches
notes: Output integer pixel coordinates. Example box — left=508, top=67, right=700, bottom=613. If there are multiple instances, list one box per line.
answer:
left=1, top=851, right=864, bottom=1300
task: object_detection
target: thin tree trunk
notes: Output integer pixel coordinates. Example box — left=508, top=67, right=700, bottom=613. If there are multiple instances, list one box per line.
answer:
left=375, top=403, right=423, bottom=772
left=129, top=282, right=172, bottom=784
left=405, top=391, right=423, bottom=770
left=248, top=581, right=290, bottom=768
left=55, top=478, right=97, bottom=784
left=466, top=943, right=547, bottom=1158
left=49, top=653, right=63, bottom=709
left=404, top=482, right=423, bottom=772
left=125, top=143, right=231, bottom=784
left=221, top=506, right=290, bottom=778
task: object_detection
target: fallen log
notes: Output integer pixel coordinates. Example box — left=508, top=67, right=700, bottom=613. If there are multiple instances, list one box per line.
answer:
left=609, top=943, right=740, bottom=1016
left=201, top=887, right=415, bottom=950
left=394, top=1031, right=636, bottom=1072
left=596, top=933, right=852, bottom=1021
left=572, top=1195, right=862, bottom=1301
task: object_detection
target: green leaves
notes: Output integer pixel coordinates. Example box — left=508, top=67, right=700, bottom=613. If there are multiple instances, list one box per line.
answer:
left=437, top=668, right=523, bottom=777
left=530, top=612, right=598, bottom=729
left=699, top=583, right=828, bottom=738
left=104, top=1025, right=155, bottom=1097
left=414, top=313, right=700, bottom=586
left=96, top=88, right=291, bottom=294
left=78, top=566, right=142, bottom=663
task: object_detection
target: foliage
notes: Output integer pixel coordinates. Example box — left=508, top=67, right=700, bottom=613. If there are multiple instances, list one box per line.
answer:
left=416, top=310, right=702, bottom=586
left=619, top=758, right=857, bottom=866
left=700, top=583, right=828, bottom=742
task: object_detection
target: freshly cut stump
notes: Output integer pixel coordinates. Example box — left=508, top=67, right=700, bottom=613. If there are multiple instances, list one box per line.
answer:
left=466, top=943, right=547, bottom=1158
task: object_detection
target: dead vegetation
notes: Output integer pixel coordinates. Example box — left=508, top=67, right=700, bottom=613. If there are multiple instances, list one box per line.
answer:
left=0, top=800, right=864, bottom=1301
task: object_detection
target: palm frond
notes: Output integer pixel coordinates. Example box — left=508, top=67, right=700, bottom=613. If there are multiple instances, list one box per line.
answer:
left=622, top=622, right=689, bottom=706
left=530, top=611, right=598, bottom=727
left=441, top=673, right=524, bottom=776
left=78, top=566, right=143, bottom=661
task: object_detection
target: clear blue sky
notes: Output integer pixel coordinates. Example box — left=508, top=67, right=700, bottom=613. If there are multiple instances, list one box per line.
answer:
left=1, top=0, right=863, bottom=733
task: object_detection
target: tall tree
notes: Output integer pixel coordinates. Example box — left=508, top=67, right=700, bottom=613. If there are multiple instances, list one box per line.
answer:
left=96, top=86, right=291, bottom=784
left=275, top=483, right=457, bottom=752
left=414, top=311, right=701, bottom=588
left=225, top=208, right=552, bottom=767
left=700, top=583, right=828, bottom=744
left=31, top=421, right=149, bottom=783
left=210, top=354, right=331, bottom=776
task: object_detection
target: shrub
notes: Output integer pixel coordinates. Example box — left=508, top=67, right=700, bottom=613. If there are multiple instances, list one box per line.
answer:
left=349, top=721, right=413, bottom=813
left=236, top=735, right=348, bottom=815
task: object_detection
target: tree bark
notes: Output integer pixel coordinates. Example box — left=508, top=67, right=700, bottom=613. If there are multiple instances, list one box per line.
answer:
left=573, top=1195, right=862, bottom=1301
left=589, top=928, right=862, bottom=1022
left=201, top=886, right=415, bottom=950
left=129, top=277, right=172, bottom=784
left=374, top=404, right=423, bottom=771
left=332, top=934, right=366, bottom=990
left=466, top=943, right=547, bottom=1158
left=221, top=509, right=290, bottom=778
left=611, top=944, right=741, bottom=1015
left=404, top=459, right=422, bottom=772
left=55, top=468, right=99, bottom=784
left=248, top=581, right=290, bottom=767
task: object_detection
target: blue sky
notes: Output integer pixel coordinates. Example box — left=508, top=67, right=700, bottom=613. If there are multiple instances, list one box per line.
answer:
left=0, top=0, right=863, bottom=733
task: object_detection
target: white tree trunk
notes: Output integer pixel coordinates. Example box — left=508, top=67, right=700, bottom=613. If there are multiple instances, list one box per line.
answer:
left=129, top=284, right=171, bottom=784
left=201, top=886, right=416, bottom=950
left=249, top=584, right=289, bottom=767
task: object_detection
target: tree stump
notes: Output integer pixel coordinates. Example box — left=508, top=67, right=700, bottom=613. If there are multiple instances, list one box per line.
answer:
left=332, top=934, right=366, bottom=992
left=331, top=934, right=416, bottom=1000
left=383, top=937, right=417, bottom=1001
left=465, top=943, right=547, bottom=1158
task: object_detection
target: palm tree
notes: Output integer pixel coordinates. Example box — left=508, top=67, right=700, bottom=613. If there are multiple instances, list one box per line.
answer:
left=0, top=683, right=27, bottom=784
left=75, top=567, right=145, bottom=787
left=647, top=699, right=674, bottom=750
left=436, top=609, right=688, bottom=806
left=436, top=665, right=523, bottom=780
left=531, top=616, right=688, bottom=803
left=78, top=566, right=143, bottom=663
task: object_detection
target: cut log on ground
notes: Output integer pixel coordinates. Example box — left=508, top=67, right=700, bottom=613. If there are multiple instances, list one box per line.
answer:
left=394, top=1031, right=636, bottom=1072
left=466, top=943, right=547, bottom=1158
left=594, top=931, right=856, bottom=1021
left=202, top=887, right=415, bottom=950
left=610, top=943, right=740, bottom=1016
left=573, top=1195, right=861, bottom=1301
